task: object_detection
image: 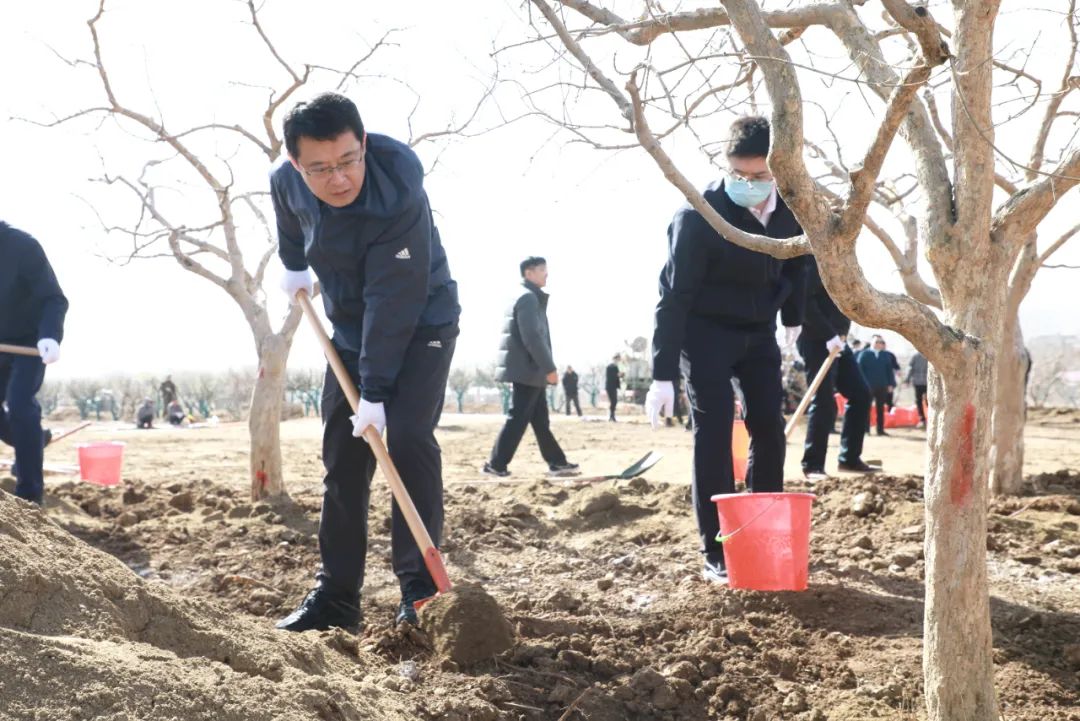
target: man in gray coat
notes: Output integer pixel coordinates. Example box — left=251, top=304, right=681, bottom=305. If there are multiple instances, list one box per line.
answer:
left=484, top=257, right=579, bottom=477
left=905, top=351, right=929, bottom=428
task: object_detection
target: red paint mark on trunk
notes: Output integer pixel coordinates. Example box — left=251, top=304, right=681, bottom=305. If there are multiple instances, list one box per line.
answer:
left=256, top=469, right=268, bottom=489
left=258, top=367, right=265, bottom=379
left=950, top=403, right=976, bottom=506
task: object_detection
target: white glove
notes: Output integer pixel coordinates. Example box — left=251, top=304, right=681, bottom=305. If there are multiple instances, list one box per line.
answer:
left=37, top=338, right=60, bottom=364
left=825, top=335, right=845, bottom=354
left=280, top=268, right=314, bottom=305
left=350, top=399, right=386, bottom=441
left=645, top=380, right=674, bottom=430
left=784, top=325, right=802, bottom=348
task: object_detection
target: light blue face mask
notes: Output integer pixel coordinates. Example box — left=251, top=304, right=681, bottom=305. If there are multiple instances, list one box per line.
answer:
left=724, top=176, right=774, bottom=208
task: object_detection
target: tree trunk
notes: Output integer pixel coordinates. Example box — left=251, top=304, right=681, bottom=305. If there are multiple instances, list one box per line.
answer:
left=989, top=318, right=1028, bottom=496
left=249, top=332, right=290, bottom=500
left=923, top=350, right=999, bottom=720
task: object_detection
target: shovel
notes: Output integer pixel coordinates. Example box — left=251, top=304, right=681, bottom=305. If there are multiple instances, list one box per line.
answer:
left=295, top=290, right=452, bottom=597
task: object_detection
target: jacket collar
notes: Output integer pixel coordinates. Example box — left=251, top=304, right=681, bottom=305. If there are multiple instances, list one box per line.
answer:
left=522, top=280, right=549, bottom=306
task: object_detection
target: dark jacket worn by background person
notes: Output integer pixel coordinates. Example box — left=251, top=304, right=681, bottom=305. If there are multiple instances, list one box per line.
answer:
left=0, top=222, right=68, bottom=345
left=801, top=257, right=851, bottom=341
left=652, top=180, right=807, bottom=380
left=605, top=363, right=621, bottom=391
left=272, top=133, right=460, bottom=403
left=562, top=371, right=578, bottom=394
left=906, top=352, right=928, bottom=386
left=858, top=350, right=899, bottom=389
left=496, top=281, right=556, bottom=388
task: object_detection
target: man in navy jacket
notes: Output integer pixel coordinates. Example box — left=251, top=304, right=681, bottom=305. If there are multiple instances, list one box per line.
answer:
left=0, top=222, right=67, bottom=505
left=645, top=116, right=806, bottom=585
left=271, top=93, right=459, bottom=632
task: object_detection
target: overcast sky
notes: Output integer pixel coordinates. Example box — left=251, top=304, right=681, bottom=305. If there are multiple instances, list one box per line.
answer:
left=1, top=0, right=1077, bottom=381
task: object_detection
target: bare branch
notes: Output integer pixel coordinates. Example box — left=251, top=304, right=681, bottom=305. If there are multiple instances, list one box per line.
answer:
left=627, top=71, right=809, bottom=259
left=170, top=123, right=274, bottom=160
left=531, top=0, right=632, bottom=122
left=992, top=150, right=1080, bottom=240
left=1037, top=220, right=1080, bottom=266
left=1026, top=0, right=1078, bottom=179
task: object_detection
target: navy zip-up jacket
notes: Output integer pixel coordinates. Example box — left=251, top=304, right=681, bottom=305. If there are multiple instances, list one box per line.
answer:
left=0, top=222, right=68, bottom=346
left=271, top=133, right=460, bottom=403
left=652, top=180, right=807, bottom=381
left=802, top=256, right=851, bottom=341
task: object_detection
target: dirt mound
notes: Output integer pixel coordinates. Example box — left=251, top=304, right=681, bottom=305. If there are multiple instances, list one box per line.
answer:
left=0, top=491, right=419, bottom=721
left=420, top=583, right=514, bottom=667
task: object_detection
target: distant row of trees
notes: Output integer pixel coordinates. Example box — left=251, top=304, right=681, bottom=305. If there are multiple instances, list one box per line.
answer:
left=446, top=365, right=612, bottom=413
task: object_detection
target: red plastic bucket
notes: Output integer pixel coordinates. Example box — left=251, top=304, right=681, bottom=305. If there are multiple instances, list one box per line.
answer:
left=76, top=442, right=125, bottom=486
left=711, top=492, right=815, bottom=591
left=732, top=420, right=750, bottom=483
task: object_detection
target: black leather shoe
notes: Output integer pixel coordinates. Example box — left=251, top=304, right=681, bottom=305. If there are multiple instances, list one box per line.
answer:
left=396, top=582, right=436, bottom=626
left=276, top=588, right=361, bottom=633
left=838, top=460, right=881, bottom=473
left=547, top=462, right=581, bottom=477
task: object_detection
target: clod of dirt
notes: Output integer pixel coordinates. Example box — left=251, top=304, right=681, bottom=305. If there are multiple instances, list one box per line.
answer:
left=419, top=583, right=513, bottom=667
left=168, top=490, right=195, bottom=512
left=851, top=491, right=883, bottom=517
left=579, top=490, right=619, bottom=516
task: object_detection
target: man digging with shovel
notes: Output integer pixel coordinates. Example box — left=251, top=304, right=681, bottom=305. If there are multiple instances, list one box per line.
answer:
left=271, top=93, right=460, bottom=632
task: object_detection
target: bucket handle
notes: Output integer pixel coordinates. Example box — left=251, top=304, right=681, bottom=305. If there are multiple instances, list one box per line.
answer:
left=715, top=496, right=781, bottom=544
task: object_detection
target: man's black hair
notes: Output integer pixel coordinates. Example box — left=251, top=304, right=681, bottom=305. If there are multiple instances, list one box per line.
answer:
left=725, top=116, right=770, bottom=158
left=284, top=92, right=365, bottom=159
left=520, top=256, right=546, bottom=277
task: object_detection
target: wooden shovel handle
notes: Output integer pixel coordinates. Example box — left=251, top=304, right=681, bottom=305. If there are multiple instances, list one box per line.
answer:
left=785, top=345, right=841, bottom=440
left=295, top=290, right=451, bottom=593
left=0, top=343, right=40, bottom=357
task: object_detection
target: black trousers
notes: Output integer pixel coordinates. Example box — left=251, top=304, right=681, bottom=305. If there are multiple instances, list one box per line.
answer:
left=606, top=388, right=618, bottom=420
left=682, top=318, right=785, bottom=558
left=914, top=384, right=927, bottom=423
left=797, top=341, right=870, bottom=470
left=870, top=386, right=890, bottom=434
left=316, top=332, right=454, bottom=599
left=564, top=391, right=582, bottom=416
left=489, top=383, right=568, bottom=470
left=0, top=354, right=46, bottom=502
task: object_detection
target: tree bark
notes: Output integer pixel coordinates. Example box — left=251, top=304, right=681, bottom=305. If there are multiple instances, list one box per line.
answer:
left=249, top=332, right=291, bottom=500
left=989, top=318, right=1028, bottom=496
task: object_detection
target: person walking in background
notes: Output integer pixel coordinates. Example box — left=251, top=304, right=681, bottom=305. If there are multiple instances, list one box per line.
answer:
left=857, top=335, right=900, bottom=436
left=798, top=258, right=876, bottom=479
left=906, top=351, right=929, bottom=429
left=561, top=365, right=582, bottom=417
left=485, top=257, right=579, bottom=478
left=0, top=221, right=67, bottom=506
left=879, top=338, right=900, bottom=410
left=605, top=354, right=622, bottom=422
left=159, top=375, right=178, bottom=418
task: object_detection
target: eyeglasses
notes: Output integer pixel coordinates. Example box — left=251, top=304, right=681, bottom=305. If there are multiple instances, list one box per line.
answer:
left=726, top=168, right=773, bottom=183
left=302, top=152, right=364, bottom=180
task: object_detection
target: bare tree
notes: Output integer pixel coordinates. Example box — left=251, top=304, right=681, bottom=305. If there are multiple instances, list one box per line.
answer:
left=511, top=2, right=1080, bottom=718
left=34, top=1, right=494, bottom=499
left=448, top=368, right=472, bottom=413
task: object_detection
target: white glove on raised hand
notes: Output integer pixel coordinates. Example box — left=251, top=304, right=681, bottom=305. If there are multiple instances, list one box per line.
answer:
left=825, top=335, right=845, bottom=354
left=645, top=380, right=675, bottom=430
left=36, top=338, right=60, bottom=365
left=280, top=268, right=314, bottom=305
left=350, top=399, right=386, bottom=441
left=784, top=325, right=802, bottom=349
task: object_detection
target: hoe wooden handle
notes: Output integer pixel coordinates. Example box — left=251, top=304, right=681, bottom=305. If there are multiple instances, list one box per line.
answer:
left=0, top=343, right=40, bottom=357
left=785, top=346, right=841, bottom=440
left=295, top=290, right=451, bottom=593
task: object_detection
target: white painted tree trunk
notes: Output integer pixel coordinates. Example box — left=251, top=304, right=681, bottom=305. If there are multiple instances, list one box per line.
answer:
left=989, top=319, right=1028, bottom=496
left=249, top=332, right=290, bottom=500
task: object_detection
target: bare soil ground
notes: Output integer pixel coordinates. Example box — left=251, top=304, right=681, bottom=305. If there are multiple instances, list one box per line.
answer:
left=2, top=407, right=1079, bottom=720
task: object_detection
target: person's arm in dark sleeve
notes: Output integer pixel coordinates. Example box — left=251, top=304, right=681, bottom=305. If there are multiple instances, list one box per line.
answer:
left=779, top=255, right=807, bottom=327
left=358, top=198, right=432, bottom=402
left=652, top=210, right=709, bottom=381
left=801, top=263, right=843, bottom=338
left=270, top=172, right=308, bottom=271
left=515, top=294, right=556, bottom=375
left=23, top=240, right=68, bottom=343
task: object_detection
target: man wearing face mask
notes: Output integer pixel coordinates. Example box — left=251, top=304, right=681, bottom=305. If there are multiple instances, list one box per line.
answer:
left=645, top=116, right=806, bottom=585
